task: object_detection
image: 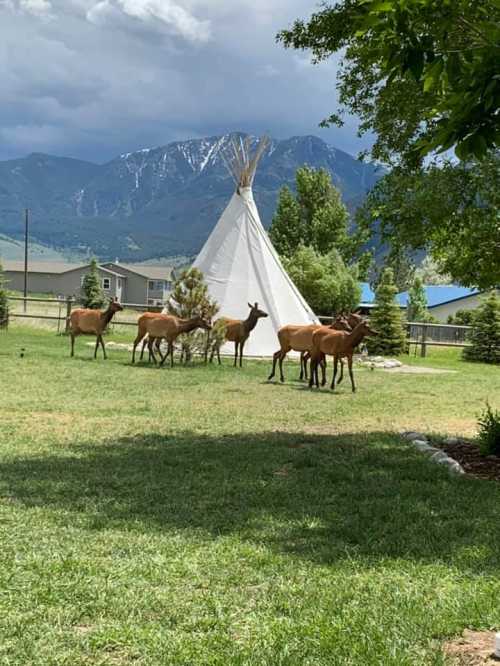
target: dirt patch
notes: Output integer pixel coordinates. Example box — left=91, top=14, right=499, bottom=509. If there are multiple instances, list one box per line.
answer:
left=382, top=365, right=457, bottom=374
left=437, top=441, right=500, bottom=482
left=443, top=630, right=499, bottom=664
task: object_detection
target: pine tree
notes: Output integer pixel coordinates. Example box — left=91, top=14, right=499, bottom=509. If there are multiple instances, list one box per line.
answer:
left=463, top=292, right=500, bottom=364
left=407, top=277, right=429, bottom=322
left=366, top=267, right=407, bottom=355
left=167, top=268, right=219, bottom=362
left=0, top=260, right=9, bottom=329
left=81, top=259, right=106, bottom=309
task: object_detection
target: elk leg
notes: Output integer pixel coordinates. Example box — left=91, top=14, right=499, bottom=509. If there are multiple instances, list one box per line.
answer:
left=320, top=354, right=327, bottom=386
left=239, top=341, right=244, bottom=367
left=278, top=351, right=287, bottom=383
left=234, top=342, right=238, bottom=367
left=70, top=333, right=75, bottom=357
left=100, top=335, right=107, bottom=360
left=303, top=352, right=310, bottom=381
left=331, top=357, right=338, bottom=391
left=170, top=342, right=174, bottom=368
left=155, top=338, right=164, bottom=363
left=217, top=346, right=221, bottom=365
left=94, top=336, right=100, bottom=359
left=337, top=360, right=344, bottom=385
left=149, top=338, right=158, bottom=365
left=268, top=349, right=281, bottom=381
left=348, top=356, right=356, bottom=393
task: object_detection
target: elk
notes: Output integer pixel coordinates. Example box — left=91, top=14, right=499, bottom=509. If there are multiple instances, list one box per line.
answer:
left=69, top=299, right=124, bottom=359
left=131, top=311, right=165, bottom=364
left=309, top=319, right=377, bottom=392
left=140, top=313, right=212, bottom=367
left=209, top=302, right=268, bottom=367
left=268, top=315, right=351, bottom=384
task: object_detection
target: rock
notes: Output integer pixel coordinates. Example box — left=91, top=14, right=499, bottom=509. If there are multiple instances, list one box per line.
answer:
left=443, top=437, right=460, bottom=445
left=447, top=461, right=465, bottom=475
left=430, top=451, right=450, bottom=464
left=384, top=360, right=403, bottom=368
left=402, top=431, right=427, bottom=442
left=412, top=441, right=433, bottom=453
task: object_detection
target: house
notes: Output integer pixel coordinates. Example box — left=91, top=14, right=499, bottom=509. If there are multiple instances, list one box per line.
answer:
left=357, top=282, right=377, bottom=315
left=2, top=260, right=173, bottom=305
left=396, top=285, right=485, bottom=322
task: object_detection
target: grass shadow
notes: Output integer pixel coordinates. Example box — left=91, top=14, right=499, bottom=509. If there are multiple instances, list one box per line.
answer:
left=1, top=430, right=499, bottom=574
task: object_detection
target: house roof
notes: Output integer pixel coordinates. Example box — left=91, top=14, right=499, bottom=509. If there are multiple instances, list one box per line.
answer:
left=397, top=285, right=481, bottom=308
left=2, top=260, right=126, bottom=278
left=359, top=282, right=376, bottom=305
left=103, top=263, right=173, bottom=280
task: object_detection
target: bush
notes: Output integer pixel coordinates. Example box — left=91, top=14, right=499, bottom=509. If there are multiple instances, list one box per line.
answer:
left=477, top=403, right=500, bottom=456
left=81, top=259, right=106, bottom=309
left=447, top=308, right=477, bottom=326
left=463, top=292, right=500, bottom=364
left=0, top=261, right=9, bottom=328
left=283, top=245, right=361, bottom=316
left=167, top=268, right=218, bottom=362
left=366, top=267, right=407, bottom=355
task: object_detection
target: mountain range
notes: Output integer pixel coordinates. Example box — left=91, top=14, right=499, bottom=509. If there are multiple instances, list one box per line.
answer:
left=0, top=133, right=383, bottom=262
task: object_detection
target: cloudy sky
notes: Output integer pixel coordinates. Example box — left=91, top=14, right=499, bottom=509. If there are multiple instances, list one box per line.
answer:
left=0, top=0, right=371, bottom=163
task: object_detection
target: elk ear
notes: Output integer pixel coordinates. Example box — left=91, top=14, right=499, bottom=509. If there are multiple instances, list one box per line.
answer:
left=248, top=302, right=253, bottom=309
left=254, top=302, right=258, bottom=308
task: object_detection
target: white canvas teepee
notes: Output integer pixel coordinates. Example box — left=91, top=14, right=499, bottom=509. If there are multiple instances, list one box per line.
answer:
left=193, top=136, right=318, bottom=357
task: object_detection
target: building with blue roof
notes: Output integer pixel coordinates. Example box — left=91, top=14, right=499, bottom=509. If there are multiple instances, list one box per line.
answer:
left=357, top=282, right=489, bottom=322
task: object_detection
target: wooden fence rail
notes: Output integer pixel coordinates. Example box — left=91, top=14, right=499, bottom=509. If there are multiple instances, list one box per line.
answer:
left=5, top=297, right=472, bottom=357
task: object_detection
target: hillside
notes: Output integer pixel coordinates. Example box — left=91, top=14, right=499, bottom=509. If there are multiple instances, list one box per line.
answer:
left=0, top=133, right=383, bottom=261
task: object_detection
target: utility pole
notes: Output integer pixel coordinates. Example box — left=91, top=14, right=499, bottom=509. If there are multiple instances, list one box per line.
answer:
left=23, top=208, right=29, bottom=313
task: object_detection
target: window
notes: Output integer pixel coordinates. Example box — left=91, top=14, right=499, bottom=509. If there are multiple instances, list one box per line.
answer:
left=102, top=277, right=111, bottom=290
left=148, top=280, right=165, bottom=291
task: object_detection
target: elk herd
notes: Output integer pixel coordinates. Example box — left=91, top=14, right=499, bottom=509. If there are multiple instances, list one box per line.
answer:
left=67, top=299, right=376, bottom=392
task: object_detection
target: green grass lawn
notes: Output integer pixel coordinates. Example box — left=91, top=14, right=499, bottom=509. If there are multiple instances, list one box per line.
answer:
left=0, top=326, right=499, bottom=665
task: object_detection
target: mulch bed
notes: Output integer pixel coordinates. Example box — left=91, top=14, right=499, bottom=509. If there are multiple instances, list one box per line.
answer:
left=437, top=440, right=500, bottom=483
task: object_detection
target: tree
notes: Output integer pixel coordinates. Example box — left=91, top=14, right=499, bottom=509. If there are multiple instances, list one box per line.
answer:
left=463, top=292, right=500, bottom=364
left=356, top=154, right=500, bottom=289
left=269, top=166, right=361, bottom=264
left=283, top=245, right=361, bottom=316
left=0, top=261, right=9, bottom=329
left=407, top=277, right=429, bottom=323
left=366, top=268, right=407, bottom=355
left=81, top=259, right=106, bottom=309
left=369, top=245, right=415, bottom=293
left=278, top=1, right=500, bottom=164
left=167, top=268, right=219, bottom=362
left=415, top=256, right=451, bottom=286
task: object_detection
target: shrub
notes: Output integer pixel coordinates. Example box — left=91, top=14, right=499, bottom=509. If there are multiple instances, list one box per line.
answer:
left=366, top=267, right=407, bottom=355
left=447, top=309, right=477, bottom=326
left=477, top=402, right=500, bottom=457
left=81, top=259, right=106, bottom=309
left=463, top=292, right=500, bottom=364
left=0, top=260, right=9, bottom=328
left=167, top=268, right=218, bottom=362
left=283, top=245, right=361, bottom=316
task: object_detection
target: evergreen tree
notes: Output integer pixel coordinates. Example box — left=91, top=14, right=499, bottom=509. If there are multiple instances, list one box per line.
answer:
left=167, top=268, right=219, bottom=362
left=268, top=186, right=303, bottom=257
left=0, top=260, right=9, bottom=329
left=269, top=166, right=353, bottom=261
left=463, top=292, right=500, bottom=364
left=81, top=259, right=106, bottom=309
left=407, top=277, right=429, bottom=322
left=447, top=309, right=477, bottom=326
left=283, top=245, right=361, bottom=316
left=366, top=267, right=407, bottom=355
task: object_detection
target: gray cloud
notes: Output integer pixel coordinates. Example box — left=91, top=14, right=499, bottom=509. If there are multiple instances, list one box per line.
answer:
left=0, top=0, right=373, bottom=163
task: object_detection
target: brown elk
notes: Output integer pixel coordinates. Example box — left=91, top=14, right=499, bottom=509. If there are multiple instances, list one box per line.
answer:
left=268, top=315, right=352, bottom=384
left=131, top=311, right=164, bottom=364
left=209, top=302, right=268, bottom=367
left=138, top=313, right=212, bottom=367
left=69, top=299, right=124, bottom=359
left=309, top=319, right=377, bottom=392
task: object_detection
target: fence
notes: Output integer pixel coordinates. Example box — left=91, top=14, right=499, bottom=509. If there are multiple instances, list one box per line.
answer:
left=4, top=299, right=472, bottom=356
left=4, top=296, right=161, bottom=333
left=318, top=315, right=471, bottom=357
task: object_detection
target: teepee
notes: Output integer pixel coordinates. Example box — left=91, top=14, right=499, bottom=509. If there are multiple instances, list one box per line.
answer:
left=193, top=135, right=318, bottom=356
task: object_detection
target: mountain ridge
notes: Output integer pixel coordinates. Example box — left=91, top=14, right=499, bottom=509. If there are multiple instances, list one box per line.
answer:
left=0, top=133, right=383, bottom=261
